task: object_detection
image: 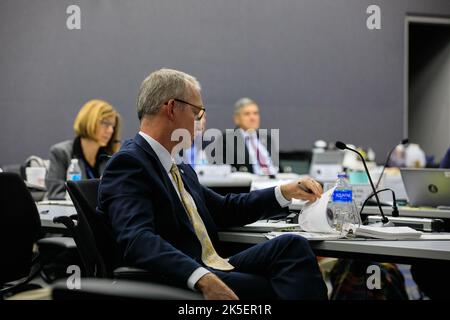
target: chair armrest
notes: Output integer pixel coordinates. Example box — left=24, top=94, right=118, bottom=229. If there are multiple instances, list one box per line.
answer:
left=53, top=215, right=77, bottom=230
left=113, top=266, right=149, bottom=274
left=37, top=237, right=76, bottom=250
left=51, top=278, right=202, bottom=300
left=36, top=237, right=77, bottom=269
left=1, top=237, right=77, bottom=297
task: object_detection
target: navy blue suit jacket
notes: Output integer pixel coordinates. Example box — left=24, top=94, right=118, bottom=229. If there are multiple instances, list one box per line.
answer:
left=440, top=147, right=450, bottom=169
left=98, top=133, right=284, bottom=287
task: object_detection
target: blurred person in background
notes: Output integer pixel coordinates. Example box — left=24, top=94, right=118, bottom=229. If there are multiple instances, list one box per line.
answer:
left=46, top=99, right=121, bottom=199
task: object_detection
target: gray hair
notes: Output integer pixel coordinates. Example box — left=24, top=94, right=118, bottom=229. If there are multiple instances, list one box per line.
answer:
left=234, top=97, right=257, bottom=115
left=137, top=68, right=201, bottom=120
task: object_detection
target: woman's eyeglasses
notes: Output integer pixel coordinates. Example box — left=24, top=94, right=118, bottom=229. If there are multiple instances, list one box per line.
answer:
left=99, top=119, right=116, bottom=129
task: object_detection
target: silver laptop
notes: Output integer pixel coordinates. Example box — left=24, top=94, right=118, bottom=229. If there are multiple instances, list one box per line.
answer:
left=400, top=168, right=450, bottom=207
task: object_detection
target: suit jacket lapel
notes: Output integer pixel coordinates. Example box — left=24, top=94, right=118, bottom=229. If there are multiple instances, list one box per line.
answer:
left=134, top=134, right=196, bottom=233
left=98, top=159, right=108, bottom=176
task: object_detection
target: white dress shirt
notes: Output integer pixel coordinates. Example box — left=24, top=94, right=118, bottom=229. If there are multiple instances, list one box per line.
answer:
left=139, top=131, right=290, bottom=291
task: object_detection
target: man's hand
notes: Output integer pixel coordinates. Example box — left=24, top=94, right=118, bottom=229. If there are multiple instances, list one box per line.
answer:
left=280, top=177, right=323, bottom=202
left=195, top=273, right=239, bottom=300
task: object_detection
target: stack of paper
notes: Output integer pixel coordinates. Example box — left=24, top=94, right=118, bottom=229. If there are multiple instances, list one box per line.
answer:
left=228, top=221, right=300, bottom=232
left=266, top=231, right=343, bottom=241
left=353, top=225, right=422, bottom=240
left=297, top=188, right=335, bottom=233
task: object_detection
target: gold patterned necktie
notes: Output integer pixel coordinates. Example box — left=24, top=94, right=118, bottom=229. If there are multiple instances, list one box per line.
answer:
left=170, top=163, right=234, bottom=271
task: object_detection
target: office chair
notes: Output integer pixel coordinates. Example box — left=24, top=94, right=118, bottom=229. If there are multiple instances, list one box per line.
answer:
left=0, top=163, right=24, bottom=179
left=62, top=179, right=136, bottom=278
left=64, top=180, right=199, bottom=288
left=0, top=172, right=41, bottom=287
left=0, top=173, right=75, bottom=298
left=63, top=179, right=166, bottom=279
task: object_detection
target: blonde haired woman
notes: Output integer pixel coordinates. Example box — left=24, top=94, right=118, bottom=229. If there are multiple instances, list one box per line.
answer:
left=46, top=99, right=122, bottom=199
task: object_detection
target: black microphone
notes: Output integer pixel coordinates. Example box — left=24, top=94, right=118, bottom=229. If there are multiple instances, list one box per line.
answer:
left=375, top=138, right=409, bottom=190
left=335, top=141, right=393, bottom=226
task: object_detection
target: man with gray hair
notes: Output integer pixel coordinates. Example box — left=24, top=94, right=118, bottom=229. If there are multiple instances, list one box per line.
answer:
left=223, top=97, right=279, bottom=174
left=98, top=68, right=327, bottom=300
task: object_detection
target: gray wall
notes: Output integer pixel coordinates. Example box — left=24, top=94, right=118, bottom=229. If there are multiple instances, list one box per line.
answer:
left=1, top=0, right=450, bottom=165
left=409, top=22, right=450, bottom=162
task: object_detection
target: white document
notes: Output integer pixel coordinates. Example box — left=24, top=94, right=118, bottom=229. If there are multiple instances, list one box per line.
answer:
left=354, top=225, right=422, bottom=240
left=229, top=221, right=300, bottom=232
left=419, top=233, right=450, bottom=240
left=298, top=187, right=335, bottom=233
left=266, top=231, right=342, bottom=241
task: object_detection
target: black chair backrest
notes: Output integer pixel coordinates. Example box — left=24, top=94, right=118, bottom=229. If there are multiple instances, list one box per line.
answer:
left=0, top=173, right=41, bottom=285
left=0, top=164, right=25, bottom=179
left=66, top=179, right=120, bottom=278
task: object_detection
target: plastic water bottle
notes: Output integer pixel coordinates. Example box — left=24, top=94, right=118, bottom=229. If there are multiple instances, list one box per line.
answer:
left=66, top=159, right=82, bottom=200
left=67, top=159, right=82, bottom=181
left=331, top=173, right=356, bottom=236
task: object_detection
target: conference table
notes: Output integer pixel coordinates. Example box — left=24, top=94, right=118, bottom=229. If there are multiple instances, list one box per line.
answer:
left=217, top=230, right=450, bottom=264
left=198, top=173, right=450, bottom=219
left=38, top=201, right=450, bottom=264
left=38, top=201, right=77, bottom=234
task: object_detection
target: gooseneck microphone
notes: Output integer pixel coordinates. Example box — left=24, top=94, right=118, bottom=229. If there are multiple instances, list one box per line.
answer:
left=335, top=141, right=392, bottom=226
left=375, top=138, right=409, bottom=190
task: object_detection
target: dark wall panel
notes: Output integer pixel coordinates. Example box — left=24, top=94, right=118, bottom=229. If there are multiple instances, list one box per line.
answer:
left=1, top=0, right=450, bottom=164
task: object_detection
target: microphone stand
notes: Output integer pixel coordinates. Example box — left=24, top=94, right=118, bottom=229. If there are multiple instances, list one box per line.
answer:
left=336, top=142, right=393, bottom=226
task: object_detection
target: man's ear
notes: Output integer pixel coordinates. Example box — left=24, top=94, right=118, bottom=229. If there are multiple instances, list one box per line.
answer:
left=165, top=100, right=176, bottom=121
left=233, top=114, right=240, bottom=126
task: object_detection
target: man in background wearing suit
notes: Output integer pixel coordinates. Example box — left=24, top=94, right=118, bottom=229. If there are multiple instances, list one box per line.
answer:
left=223, top=98, right=279, bottom=175
left=98, top=68, right=327, bottom=300
left=440, top=147, right=450, bottom=168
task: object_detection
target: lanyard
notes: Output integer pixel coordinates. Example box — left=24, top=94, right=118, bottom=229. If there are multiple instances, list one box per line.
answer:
left=83, top=160, right=96, bottom=179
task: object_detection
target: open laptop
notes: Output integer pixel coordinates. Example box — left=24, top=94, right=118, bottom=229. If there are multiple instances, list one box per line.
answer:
left=400, top=168, right=450, bottom=207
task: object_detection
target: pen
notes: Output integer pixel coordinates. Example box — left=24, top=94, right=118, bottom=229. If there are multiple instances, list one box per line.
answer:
left=298, top=181, right=313, bottom=194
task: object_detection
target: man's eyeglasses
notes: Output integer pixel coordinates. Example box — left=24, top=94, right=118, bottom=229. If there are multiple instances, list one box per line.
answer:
left=173, top=99, right=206, bottom=120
